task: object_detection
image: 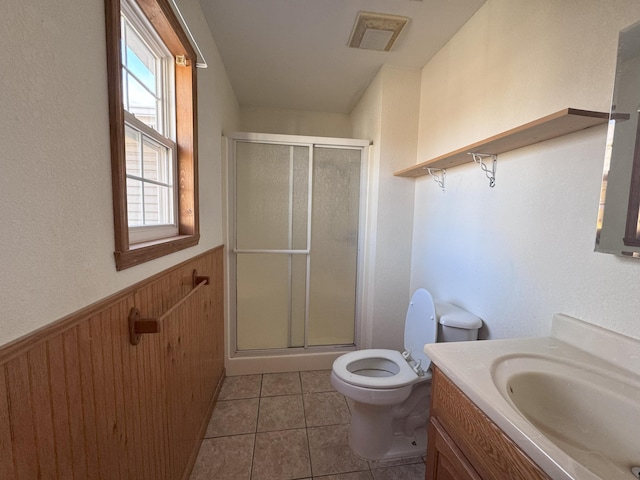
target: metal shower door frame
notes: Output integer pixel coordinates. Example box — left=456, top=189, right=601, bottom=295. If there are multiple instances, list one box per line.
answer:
left=226, top=132, right=370, bottom=356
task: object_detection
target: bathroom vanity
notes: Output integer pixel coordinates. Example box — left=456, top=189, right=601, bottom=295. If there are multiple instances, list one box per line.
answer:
left=426, top=367, right=549, bottom=479
left=424, top=314, right=640, bottom=480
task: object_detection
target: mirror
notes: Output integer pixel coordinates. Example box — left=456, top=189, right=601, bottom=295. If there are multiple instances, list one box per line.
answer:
left=596, top=20, right=640, bottom=258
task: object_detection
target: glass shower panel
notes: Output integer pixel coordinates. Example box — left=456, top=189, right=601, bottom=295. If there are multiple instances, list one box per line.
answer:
left=307, top=147, right=361, bottom=346
left=291, top=147, right=310, bottom=250
left=236, top=253, right=290, bottom=350
left=235, top=142, right=309, bottom=250
left=289, top=254, right=307, bottom=347
left=235, top=141, right=310, bottom=351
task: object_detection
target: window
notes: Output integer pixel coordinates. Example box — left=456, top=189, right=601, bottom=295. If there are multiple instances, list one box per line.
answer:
left=105, top=0, right=199, bottom=270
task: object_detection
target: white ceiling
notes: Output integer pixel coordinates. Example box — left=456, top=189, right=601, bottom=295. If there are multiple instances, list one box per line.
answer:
left=198, top=0, right=486, bottom=114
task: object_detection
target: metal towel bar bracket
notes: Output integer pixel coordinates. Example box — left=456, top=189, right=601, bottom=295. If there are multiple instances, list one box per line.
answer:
left=129, top=269, right=210, bottom=345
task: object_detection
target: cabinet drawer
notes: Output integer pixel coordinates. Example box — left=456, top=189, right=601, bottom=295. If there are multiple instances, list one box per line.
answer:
left=427, top=416, right=482, bottom=480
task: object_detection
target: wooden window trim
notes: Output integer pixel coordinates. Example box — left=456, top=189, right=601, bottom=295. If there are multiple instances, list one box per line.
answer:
left=105, top=0, right=199, bottom=271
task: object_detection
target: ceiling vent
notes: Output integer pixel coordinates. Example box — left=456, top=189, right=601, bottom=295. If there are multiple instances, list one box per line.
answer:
left=348, top=11, right=410, bottom=52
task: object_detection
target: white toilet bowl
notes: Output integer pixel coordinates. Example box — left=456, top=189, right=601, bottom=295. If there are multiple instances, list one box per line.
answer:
left=331, top=289, right=482, bottom=461
left=331, top=349, right=431, bottom=405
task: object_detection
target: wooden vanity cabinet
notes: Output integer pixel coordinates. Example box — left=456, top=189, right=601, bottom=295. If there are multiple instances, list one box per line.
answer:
left=426, top=367, right=552, bottom=480
left=428, top=417, right=482, bottom=480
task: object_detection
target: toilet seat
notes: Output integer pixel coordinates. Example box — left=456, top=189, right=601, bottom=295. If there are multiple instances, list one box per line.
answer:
left=332, top=349, right=432, bottom=389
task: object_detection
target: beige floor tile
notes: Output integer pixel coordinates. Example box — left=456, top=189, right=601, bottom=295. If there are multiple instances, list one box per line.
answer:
left=307, top=424, right=368, bottom=476
left=261, top=372, right=301, bottom=396
left=300, top=369, right=334, bottom=393
left=314, top=471, right=373, bottom=480
left=190, top=434, right=254, bottom=480
left=251, top=428, right=311, bottom=480
left=219, top=374, right=262, bottom=400
left=257, top=395, right=305, bottom=432
left=205, top=398, right=259, bottom=437
left=303, top=391, right=351, bottom=427
left=370, top=462, right=426, bottom=480
left=193, top=371, right=425, bottom=480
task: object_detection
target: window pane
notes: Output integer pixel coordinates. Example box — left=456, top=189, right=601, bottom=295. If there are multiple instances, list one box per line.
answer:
left=125, top=125, right=141, bottom=177
left=122, top=70, right=129, bottom=111
left=142, top=137, right=172, bottom=185
left=143, top=183, right=174, bottom=225
left=123, top=20, right=157, bottom=94
left=120, top=18, right=126, bottom=63
left=126, top=178, right=143, bottom=226
left=126, top=128, right=174, bottom=227
left=126, top=73, right=158, bottom=130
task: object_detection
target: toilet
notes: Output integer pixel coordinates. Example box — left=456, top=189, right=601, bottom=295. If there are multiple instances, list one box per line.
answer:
left=331, top=288, right=482, bottom=460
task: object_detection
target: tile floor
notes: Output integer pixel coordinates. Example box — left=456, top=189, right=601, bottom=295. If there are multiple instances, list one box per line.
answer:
left=190, top=370, right=427, bottom=480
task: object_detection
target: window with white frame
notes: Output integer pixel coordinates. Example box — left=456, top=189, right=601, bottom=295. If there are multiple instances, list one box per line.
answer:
left=105, top=0, right=199, bottom=270
left=121, top=1, right=178, bottom=244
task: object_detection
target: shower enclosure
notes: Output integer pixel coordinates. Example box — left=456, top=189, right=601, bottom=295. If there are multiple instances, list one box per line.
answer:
left=226, top=133, right=369, bottom=356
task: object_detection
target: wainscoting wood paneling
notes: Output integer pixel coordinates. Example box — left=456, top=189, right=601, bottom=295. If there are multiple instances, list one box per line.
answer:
left=0, top=367, right=14, bottom=480
left=0, top=246, right=225, bottom=480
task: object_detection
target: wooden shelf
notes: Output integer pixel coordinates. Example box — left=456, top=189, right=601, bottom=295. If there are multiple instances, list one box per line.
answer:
left=394, top=108, right=610, bottom=178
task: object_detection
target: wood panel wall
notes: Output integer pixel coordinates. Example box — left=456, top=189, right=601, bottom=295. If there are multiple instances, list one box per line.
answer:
left=0, top=246, right=225, bottom=480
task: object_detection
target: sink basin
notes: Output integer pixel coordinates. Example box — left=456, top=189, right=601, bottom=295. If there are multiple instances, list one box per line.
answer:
left=492, top=354, right=640, bottom=479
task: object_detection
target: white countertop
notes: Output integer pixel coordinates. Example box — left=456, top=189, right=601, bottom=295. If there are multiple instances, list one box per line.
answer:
left=424, top=314, right=640, bottom=480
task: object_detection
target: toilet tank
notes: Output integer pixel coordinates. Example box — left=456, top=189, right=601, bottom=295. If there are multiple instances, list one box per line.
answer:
left=434, top=301, right=482, bottom=342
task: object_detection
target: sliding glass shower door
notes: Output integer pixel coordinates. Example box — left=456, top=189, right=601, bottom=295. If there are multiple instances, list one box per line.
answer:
left=231, top=136, right=364, bottom=352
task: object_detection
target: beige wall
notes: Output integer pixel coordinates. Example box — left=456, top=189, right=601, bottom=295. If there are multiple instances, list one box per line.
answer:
left=417, top=0, right=634, bottom=161
left=239, top=106, right=351, bottom=138
left=351, top=66, right=421, bottom=350
left=350, top=70, right=384, bottom=348
left=411, top=0, right=640, bottom=340
left=0, top=0, right=239, bottom=347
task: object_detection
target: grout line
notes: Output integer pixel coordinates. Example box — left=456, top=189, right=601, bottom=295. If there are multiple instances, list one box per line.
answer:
left=297, top=371, right=318, bottom=479
left=249, top=432, right=256, bottom=480
left=249, top=374, right=261, bottom=479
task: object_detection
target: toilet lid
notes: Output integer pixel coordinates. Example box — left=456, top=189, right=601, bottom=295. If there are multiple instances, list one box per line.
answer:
left=404, top=288, right=437, bottom=372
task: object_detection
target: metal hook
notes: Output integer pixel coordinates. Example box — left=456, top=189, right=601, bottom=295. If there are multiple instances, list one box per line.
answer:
left=469, top=152, right=497, bottom=188
left=426, top=168, right=446, bottom=192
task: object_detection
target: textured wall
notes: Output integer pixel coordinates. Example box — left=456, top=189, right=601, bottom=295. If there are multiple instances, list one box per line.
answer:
left=239, top=106, right=352, bottom=138
left=0, top=0, right=239, bottom=347
left=411, top=0, right=640, bottom=340
left=351, top=66, right=421, bottom=350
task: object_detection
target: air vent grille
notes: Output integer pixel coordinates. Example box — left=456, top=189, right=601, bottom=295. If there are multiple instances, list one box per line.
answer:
left=348, top=11, right=410, bottom=52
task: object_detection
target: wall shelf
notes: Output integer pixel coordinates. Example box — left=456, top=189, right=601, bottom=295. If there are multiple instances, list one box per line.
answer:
left=394, top=108, right=610, bottom=178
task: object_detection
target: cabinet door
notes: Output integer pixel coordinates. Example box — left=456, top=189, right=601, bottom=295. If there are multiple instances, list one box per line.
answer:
left=426, top=418, right=482, bottom=480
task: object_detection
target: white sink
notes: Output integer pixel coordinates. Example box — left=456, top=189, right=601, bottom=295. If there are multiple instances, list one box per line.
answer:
left=424, top=314, right=640, bottom=480
left=492, top=354, right=640, bottom=480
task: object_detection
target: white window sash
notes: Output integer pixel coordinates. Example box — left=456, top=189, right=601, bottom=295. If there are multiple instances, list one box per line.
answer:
left=121, top=0, right=178, bottom=244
